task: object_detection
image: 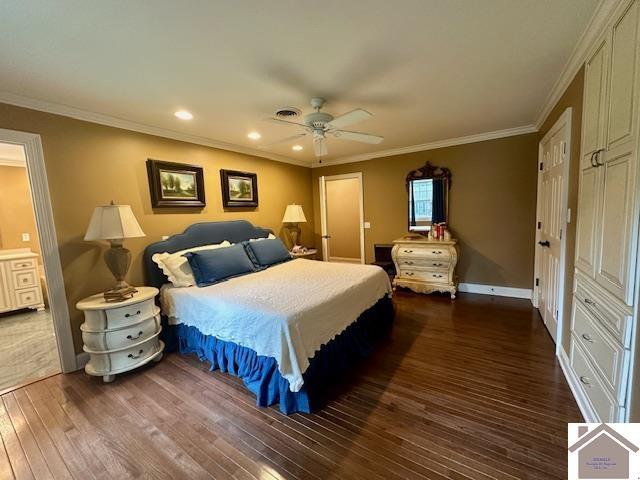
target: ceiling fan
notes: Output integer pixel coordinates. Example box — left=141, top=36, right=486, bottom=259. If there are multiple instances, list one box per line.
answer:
left=263, top=97, right=383, bottom=161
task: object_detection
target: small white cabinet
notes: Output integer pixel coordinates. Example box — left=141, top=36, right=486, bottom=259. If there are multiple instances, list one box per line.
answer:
left=0, top=249, right=44, bottom=314
left=76, top=287, right=164, bottom=383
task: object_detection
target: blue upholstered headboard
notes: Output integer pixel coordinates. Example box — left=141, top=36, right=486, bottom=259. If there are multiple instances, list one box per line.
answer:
left=143, top=220, right=273, bottom=289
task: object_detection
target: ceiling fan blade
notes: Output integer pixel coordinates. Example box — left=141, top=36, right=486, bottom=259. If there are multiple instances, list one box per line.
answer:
left=259, top=133, right=307, bottom=148
left=314, top=137, right=328, bottom=157
left=326, top=109, right=372, bottom=129
left=263, top=117, right=308, bottom=128
left=333, top=129, right=384, bottom=144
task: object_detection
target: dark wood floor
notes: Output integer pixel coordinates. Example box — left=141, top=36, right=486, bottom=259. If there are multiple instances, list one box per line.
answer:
left=0, top=291, right=581, bottom=479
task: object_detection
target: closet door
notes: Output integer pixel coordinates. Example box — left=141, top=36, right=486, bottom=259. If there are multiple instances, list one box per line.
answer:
left=581, top=39, right=608, bottom=170
left=575, top=166, right=600, bottom=276
left=595, top=0, right=640, bottom=305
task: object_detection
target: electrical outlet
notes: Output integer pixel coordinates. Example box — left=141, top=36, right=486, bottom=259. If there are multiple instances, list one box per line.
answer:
left=21, top=233, right=30, bottom=242
left=363, top=222, right=371, bottom=229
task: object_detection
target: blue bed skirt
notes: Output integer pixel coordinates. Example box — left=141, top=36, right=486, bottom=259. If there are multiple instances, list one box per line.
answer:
left=165, top=295, right=394, bottom=414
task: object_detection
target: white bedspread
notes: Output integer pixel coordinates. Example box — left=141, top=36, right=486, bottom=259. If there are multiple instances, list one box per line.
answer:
left=160, top=259, right=392, bottom=392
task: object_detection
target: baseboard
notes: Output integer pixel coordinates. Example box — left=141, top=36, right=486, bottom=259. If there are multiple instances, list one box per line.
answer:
left=458, top=283, right=532, bottom=299
left=75, top=352, right=89, bottom=371
left=557, top=347, right=599, bottom=423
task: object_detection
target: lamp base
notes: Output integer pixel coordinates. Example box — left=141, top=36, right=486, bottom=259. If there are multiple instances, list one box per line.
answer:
left=103, top=239, right=136, bottom=302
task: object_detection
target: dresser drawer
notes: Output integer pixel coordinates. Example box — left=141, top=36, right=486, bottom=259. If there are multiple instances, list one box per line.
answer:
left=11, top=269, right=38, bottom=289
left=398, top=269, right=448, bottom=284
left=575, top=273, right=633, bottom=346
left=9, top=258, right=36, bottom=271
left=105, top=299, right=157, bottom=329
left=396, top=246, right=451, bottom=261
left=84, top=331, right=162, bottom=375
left=396, top=257, right=450, bottom=270
left=571, top=301, right=629, bottom=398
left=14, top=287, right=42, bottom=308
left=570, top=339, right=620, bottom=422
left=82, top=315, right=161, bottom=351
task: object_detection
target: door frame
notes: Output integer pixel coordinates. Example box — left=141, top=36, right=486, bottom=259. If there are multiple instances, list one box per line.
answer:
left=532, top=107, right=572, bottom=351
left=318, top=172, right=365, bottom=264
left=0, top=128, right=77, bottom=373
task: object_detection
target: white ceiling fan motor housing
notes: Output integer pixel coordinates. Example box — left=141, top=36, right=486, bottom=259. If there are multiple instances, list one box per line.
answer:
left=303, top=111, right=333, bottom=129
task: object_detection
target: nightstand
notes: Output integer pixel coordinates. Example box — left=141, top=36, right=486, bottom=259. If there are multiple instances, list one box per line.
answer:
left=291, top=248, right=318, bottom=260
left=76, top=286, right=164, bottom=383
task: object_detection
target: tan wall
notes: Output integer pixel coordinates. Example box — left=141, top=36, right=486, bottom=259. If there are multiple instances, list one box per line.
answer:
left=0, top=165, right=41, bottom=257
left=313, top=133, right=539, bottom=288
left=325, top=177, right=361, bottom=259
left=0, top=102, right=314, bottom=353
left=537, top=67, right=584, bottom=356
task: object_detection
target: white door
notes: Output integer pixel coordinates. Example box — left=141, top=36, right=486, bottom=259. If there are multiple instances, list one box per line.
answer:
left=319, top=173, right=365, bottom=264
left=535, top=109, right=571, bottom=344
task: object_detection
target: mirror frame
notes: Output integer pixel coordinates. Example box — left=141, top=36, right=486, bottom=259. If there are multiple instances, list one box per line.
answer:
left=406, top=161, right=452, bottom=233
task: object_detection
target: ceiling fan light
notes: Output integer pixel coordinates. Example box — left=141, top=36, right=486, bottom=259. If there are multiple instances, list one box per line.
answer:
left=174, top=110, right=193, bottom=120
left=247, top=131, right=261, bottom=140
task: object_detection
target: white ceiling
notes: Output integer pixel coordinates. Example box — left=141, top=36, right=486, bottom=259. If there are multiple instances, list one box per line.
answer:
left=0, top=0, right=599, bottom=165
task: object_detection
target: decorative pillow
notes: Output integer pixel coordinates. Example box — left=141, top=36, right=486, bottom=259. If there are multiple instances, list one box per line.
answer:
left=248, top=233, right=276, bottom=242
left=244, top=238, right=292, bottom=267
left=152, top=241, right=231, bottom=287
left=183, top=243, right=257, bottom=287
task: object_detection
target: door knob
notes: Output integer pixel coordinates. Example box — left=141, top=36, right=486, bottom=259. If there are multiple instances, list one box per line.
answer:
left=321, top=235, right=331, bottom=239
left=538, top=240, right=550, bottom=247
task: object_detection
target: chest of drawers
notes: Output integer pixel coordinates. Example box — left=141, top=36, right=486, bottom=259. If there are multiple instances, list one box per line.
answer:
left=76, top=286, right=164, bottom=383
left=391, top=237, right=458, bottom=298
left=0, top=249, right=44, bottom=314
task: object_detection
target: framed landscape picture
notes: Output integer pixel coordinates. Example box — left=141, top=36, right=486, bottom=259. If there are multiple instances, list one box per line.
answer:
left=146, top=159, right=205, bottom=207
left=220, top=169, right=258, bottom=208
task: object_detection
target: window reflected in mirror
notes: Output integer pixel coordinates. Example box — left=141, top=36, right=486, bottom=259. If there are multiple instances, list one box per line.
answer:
left=406, top=162, right=451, bottom=233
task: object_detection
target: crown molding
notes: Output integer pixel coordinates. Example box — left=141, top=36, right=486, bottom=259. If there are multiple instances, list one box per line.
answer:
left=534, top=0, right=622, bottom=129
left=0, top=91, right=311, bottom=168
left=312, top=124, right=538, bottom=168
left=0, top=156, right=26, bottom=167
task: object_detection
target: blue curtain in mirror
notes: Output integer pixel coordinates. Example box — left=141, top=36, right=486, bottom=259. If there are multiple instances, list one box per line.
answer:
left=432, top=179, right=446, bottom=224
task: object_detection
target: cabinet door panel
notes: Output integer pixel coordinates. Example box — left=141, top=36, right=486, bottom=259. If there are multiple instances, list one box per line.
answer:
left=607, top=0, right=639, bottom=149
left=596, top=151, right=636, bottom=304
left=0, top=263, right=10, bottom=313
left=576, top=167, right=600, bottom=275
left=582, top=41, right=608, bottom=168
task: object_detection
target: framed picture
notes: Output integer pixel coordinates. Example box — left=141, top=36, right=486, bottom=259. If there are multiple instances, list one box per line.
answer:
left=146, top=159, right=205, bottom=208
left=220, top=169, right=259, bottom=208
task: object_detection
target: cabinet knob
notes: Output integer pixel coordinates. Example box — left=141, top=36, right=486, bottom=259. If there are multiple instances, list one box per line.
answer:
left=125, top=310, right=142, bottom=318
left=126, top=331, right=144, bottom=341
left=128, top=349, right=144, bottom=359
left=579, top=376, right=591, bottom=387
left=581, top=333, right=595, bottom=343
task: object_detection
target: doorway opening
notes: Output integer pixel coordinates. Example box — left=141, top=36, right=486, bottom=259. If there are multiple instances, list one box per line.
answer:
left=0, top=129, right=76, bottom=394
left=319, top=173, right=365, bottom=264
left=533, top=107, right=572, bottom=350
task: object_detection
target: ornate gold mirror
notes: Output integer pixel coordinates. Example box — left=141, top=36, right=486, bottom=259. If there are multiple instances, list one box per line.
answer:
left=406, top=161, right=451, bottom=233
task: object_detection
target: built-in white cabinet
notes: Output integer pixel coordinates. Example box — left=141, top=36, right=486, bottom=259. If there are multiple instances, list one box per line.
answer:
left=569, top=0, right=640, bottom=422
left=0, top=249, right=44, bottom=314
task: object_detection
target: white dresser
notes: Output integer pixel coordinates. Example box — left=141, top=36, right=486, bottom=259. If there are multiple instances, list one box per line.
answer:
left=568, top=0, right=639, bottom=422
left=0, top=249, right=44, bottom=314
left=76, top=287, right=164, bottom=383
left=391, top=237, right=458, bottom=299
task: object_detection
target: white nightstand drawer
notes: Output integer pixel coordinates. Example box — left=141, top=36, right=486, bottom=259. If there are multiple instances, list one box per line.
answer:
left=84, top=330, right=162, bottom=375
left=396, top=257, right=450, bottom=270
left=399, top=269, right=448, bottom=284
left=11, top=269, right=38, bottom=289
left=396, top=246, right=451, bottom=261
left=105, top=299, right=156, bottom=329
left=9, top=258, right=36, bottom=271
left=14, top=287, right=42, bottom=308
left=82, top=315, right=161, bottom=351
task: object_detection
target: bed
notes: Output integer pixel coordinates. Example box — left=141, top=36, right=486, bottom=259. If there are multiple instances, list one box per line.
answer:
left=143, top=220, right=394, bottom=414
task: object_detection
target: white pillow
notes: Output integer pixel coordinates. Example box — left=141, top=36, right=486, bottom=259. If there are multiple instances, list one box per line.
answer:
left=152, top=241, right=232, bottom=287
left=249, top=233, right=276, bottom=242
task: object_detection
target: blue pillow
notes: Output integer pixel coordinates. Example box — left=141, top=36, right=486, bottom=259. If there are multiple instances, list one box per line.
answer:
left=244, top=238, right=292, bottom=267
left=183, top=244, right=256, bottom=287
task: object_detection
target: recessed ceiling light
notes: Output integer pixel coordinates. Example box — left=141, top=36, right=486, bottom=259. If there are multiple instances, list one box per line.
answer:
left=292, top=145, right=303, bottom=151
left=174, top=110, right=193, bottom=120
left=247, top=131, right=261, bottom=140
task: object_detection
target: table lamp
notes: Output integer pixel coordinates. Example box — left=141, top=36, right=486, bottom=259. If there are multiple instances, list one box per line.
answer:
left=282, top=204, right=307, bottom=249
left=84, top=201, right=145, bottom=302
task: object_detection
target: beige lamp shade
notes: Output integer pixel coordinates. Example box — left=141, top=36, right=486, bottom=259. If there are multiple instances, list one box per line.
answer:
left=282, top=204, right=307, bottom=223
left=84, top=203, right=145, bottom=241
